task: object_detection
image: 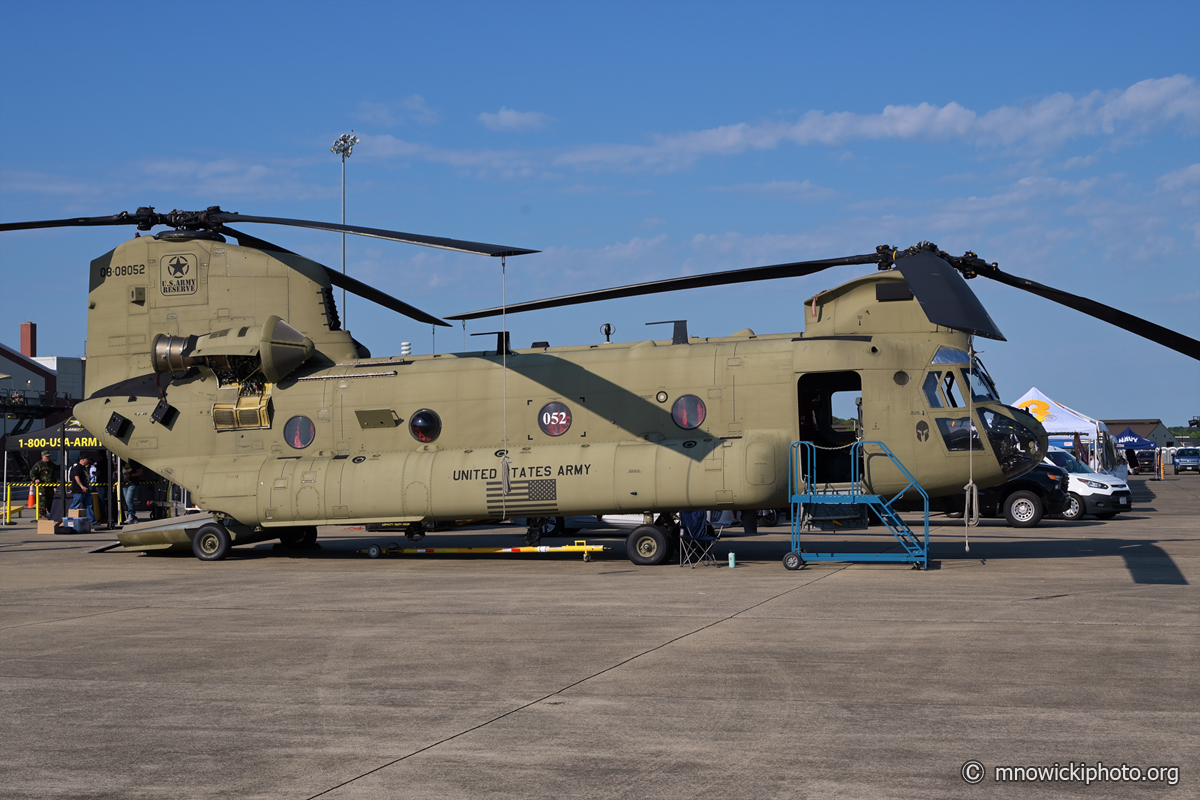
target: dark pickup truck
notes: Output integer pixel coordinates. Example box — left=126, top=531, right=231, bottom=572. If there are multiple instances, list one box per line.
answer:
left=942, top=462, right=1071, bottom=528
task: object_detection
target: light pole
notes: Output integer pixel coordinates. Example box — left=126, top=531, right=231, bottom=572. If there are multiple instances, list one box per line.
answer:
left=330, top=131, right=359, bottom=328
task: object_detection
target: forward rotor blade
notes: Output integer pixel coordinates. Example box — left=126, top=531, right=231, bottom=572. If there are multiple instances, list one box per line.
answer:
left=445, top=252, right=881, bottom=320
left=979, top=266, right=1200, bottom=360
left=222, top=226, right=451, bottom=328
left=207, top=211, right=538, bottom=258
left=896, top=251, right=1005, bottom=341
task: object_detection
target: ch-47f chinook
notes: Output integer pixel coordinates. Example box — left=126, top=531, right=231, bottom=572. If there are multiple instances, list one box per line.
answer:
left=2, top=207, right=1197, bottom=564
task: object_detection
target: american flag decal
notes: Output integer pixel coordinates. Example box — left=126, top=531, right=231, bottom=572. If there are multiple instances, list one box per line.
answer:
left=486, top=478, right=558, bottom=516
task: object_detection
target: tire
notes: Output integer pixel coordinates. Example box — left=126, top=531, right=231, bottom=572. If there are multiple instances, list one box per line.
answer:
left=626, top=525, right=668, bottom=566
left=367, top=544, right=382, bottom=559
left=1060, top=493, right=1085, bottom=522
left=192, top=523, right=231, bottom=561
left=540, top=516, right=566, bottom=536
left=782, top=551, right=803, bottom=570
left=757, top=509, right=779, bottom=528
left=1003, top=490, right=1043, bottom=528
left=944, top=508, right=964, bottom=519
left=1095, top=512, right=1117, bottom=520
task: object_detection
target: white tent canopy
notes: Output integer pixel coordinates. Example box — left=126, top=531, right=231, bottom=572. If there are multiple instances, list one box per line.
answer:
left=1012, top=387, right=1108, bottom=440
left=1011, top=387, right=1126, bottom=477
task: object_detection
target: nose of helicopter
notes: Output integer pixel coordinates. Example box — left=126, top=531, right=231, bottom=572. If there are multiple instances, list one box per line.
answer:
left=976, top=402, right=1049, bottom=480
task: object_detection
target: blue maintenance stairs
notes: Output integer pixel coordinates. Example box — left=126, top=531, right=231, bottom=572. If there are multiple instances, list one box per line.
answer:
left=786, top=441, right=929, bottom=570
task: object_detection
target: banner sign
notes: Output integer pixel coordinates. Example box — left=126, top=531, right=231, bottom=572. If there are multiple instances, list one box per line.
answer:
left=6, top=418, right=102, bottom=451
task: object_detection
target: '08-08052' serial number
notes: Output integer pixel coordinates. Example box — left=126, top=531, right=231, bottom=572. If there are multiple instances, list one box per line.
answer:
left=99, top=264, right=146, bottom=277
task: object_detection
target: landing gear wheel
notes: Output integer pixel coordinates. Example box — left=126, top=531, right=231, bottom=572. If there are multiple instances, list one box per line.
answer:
left=782, top=551, right=804, bottom=571
left=1095, top=512, right=1117, bottom=520
left=1061, top=493, right=1085, bottom=521
left=192, top=523, right=231, bottom=561
left=757, top=509, right=779, bottom=528
left=1004, top=490, right=1043, bottom=528
left=367, top=544, right=383, bottom=559
left=539, top=517, right=566, bottom=536
left=627, top=525, right=668, bottom=566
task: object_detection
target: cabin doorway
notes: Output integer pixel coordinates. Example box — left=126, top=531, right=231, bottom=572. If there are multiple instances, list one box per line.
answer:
left=796, top=371, right=862, bottom=484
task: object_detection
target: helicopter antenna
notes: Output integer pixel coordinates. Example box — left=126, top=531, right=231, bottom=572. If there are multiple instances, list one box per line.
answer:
left=499, top=255, right=512, bottom=510
left=963, top=336, right=980, bottom=551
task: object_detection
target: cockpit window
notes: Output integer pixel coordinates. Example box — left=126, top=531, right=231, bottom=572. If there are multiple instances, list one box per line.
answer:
left=936, top=417, right=982, bottom=451
left=932, top=346, right=970, bottom=364
left=922, top=372, right=944, bottom=408
left=941, top=372, right=964, bottom=408
left=965, top=366, right=999, bottom=402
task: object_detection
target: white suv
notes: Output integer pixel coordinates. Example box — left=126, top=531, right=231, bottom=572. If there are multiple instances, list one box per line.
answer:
left=1044, top=446, right=1133, bottom=520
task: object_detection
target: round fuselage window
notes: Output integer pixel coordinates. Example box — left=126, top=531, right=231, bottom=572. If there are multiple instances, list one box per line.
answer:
left=409, top=409, right=442, bottom=443
left=283, top=416, right=316, bottom=449
left=538, top=402, right=572, bottom=436
left=671, top=395, right=707, bottom=429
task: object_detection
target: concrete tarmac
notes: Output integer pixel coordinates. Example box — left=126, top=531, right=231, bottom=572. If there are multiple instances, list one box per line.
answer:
left=1, top=476, right=1196, bottom=799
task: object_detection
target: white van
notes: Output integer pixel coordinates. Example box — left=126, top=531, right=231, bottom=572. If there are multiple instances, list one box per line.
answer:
left=1044, top=446, right=1132, bottom=520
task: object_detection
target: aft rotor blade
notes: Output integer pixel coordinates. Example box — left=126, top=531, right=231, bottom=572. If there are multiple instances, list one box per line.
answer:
left=207, top=211, right=538, bottom=258
left=324, top=268, right=450, bottom=327
left=222, top=226, right=451, bottom=328
left=0, top=211, right=150, bottom=232
left=980, top=266, right=1200, bottom=360
left=445, top=252, right=881, bottom=320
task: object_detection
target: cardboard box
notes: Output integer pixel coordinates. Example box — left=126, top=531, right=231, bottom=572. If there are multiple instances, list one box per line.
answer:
left=38, top=519, right=63, bottom=535
left=67, top=509, right=86, bottom=518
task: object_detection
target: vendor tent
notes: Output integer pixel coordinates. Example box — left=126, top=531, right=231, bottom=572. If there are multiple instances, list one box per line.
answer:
left=1012, top=387, right=1125, bottom=475
left=1012, top=387, right=1105, bottom=439
left=1114, top=427, right=1157, bottom=450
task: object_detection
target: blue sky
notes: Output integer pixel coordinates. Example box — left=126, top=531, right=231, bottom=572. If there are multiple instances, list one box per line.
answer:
left=1, top=0, right=1197, bottom=424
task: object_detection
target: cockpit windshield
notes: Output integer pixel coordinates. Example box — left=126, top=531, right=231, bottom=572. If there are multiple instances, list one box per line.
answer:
left=978, top=408, right=1044, bottom=478
left=1046, top=449, right=1096, bottom=475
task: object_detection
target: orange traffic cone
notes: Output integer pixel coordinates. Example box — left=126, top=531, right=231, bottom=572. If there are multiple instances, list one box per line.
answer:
left=26, top=490, right=35, bottom=508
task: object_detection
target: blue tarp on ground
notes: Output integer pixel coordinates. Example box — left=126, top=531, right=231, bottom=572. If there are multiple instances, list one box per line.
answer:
left=1114, top=427, right=1157, bottom=450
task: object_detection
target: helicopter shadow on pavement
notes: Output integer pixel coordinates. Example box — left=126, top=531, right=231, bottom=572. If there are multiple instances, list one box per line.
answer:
left=928, top=525, right=1189, bottom=585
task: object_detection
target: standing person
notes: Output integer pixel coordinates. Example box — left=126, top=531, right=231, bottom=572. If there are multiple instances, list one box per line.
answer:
left=91, top=454, right=110, bottom=526
left=29, top=452, right=58, bottom=519
left=121, top=459, right=143, bottom=525
left=68, top=455, right=95, bottom=525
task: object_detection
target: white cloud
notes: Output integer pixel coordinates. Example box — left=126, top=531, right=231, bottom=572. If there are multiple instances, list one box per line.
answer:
left=553, top=76, right=1200, bottom=172
left=478, top=107, right=553, bottom=132
left=356, top=95, right=441, bottom=127
left=709, top=180, right=838, bottom=203
left=1157, top=163, right=1200, bottom=192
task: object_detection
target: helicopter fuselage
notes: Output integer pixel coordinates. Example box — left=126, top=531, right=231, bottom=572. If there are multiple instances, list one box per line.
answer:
left=73, top=235, right=1045, bottom=532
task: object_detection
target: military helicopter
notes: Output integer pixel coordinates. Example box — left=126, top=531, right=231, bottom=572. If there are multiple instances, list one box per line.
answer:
left=2, top=207, right=1196, bottom=564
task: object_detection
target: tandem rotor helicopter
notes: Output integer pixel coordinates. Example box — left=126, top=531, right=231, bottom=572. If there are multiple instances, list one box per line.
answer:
left=2, top=207, right=1197, bottom=564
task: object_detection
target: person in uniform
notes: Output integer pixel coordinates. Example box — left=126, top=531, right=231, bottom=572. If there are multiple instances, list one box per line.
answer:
left=29, top=452, right=58, bottom=519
